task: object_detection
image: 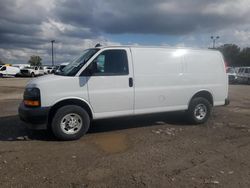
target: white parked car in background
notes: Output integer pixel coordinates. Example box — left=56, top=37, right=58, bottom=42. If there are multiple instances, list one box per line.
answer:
left=20, top=66, right=44, bottom=77
left=0, top=65, right=20, bottom=77
left=55, top=62, right=69, bottom=74
left=44, top=66, right=54, bottom=74
left=38, top=66, right=45, bottom=75
left=226, top=67, right=238, bottom=84
left=19, top=46, right=229, bottom=140
left=237, top=67, right=250, bottom=84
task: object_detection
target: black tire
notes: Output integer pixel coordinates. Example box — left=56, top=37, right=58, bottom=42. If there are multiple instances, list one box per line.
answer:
left=51, top=105, right=90, bottom=140
left=248, top=78, right=250, bottom=85
left=31, top=72, right=35, bottom=77
left=187, top=97, right=212, bottom=124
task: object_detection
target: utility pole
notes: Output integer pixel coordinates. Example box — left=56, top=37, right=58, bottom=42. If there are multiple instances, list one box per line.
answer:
left=51, top=40, right=55, bottom=66
left=211, top=36, right=219, bottom=49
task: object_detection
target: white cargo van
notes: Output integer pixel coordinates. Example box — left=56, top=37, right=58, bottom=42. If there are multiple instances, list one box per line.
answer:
left=0, top=65, right=20, bottom=77
left=19, top=46, right=229, bottom=140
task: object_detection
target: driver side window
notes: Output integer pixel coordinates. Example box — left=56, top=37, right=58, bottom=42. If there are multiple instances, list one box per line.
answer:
left=95, top=54, right=105, bottom=73
left=90, top=49, right=129, bottom=76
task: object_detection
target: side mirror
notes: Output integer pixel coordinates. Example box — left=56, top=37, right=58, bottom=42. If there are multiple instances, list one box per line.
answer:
left=81, top=62, right=95, bottom=76
left=86, top=66, right=94, bottom=76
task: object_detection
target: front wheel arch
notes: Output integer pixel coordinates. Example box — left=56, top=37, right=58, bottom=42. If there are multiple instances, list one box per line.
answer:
left=48, top=99, right=93, bottom=129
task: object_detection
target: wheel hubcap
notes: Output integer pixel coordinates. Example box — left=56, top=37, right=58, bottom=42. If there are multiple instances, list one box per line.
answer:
left=60, top=113, right=82, bottom=134
left=194, top=104, right=207, bottom=120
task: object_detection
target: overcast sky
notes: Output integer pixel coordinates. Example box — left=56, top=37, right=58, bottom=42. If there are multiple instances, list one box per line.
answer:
left=0, top=0, right=250, bottom=64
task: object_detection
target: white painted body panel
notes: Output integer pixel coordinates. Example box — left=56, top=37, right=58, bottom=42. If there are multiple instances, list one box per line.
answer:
left=183, top=50, right=227, bottom=106
left=25, top=46, right=228, bottom=120
left=131, top=48, right=187, bottom=114
left=131, top=48, right=227, bottom=114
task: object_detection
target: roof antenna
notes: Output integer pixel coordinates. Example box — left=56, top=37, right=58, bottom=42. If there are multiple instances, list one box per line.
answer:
left=95, top=43, right=102, bottom=48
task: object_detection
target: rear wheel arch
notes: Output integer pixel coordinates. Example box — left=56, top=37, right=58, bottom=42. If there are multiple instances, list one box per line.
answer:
left=189, top=90, right=214, bottom=107
left=48, top=99, right=93, bottom=128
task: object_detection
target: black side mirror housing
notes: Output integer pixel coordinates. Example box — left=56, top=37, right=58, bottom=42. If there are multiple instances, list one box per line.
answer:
left=80, top=62, right=96, bottom=76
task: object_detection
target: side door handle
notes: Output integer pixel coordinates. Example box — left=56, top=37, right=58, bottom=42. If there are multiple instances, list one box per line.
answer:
left=129, top=77, right=133, bottom=87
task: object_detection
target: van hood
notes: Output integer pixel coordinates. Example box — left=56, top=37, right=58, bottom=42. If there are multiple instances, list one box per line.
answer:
left=26, top=74, right=73, bottom=88
left=25, top=74, right=88, bottom=107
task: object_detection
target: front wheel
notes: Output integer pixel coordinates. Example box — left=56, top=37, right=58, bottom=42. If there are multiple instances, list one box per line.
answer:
left=51, top=105, right=90, bottom=140
left=187, top=97, right=212, bottom=124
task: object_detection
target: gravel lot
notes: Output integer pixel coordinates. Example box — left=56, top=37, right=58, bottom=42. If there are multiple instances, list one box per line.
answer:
left=0, top=78, right=250, bottom=188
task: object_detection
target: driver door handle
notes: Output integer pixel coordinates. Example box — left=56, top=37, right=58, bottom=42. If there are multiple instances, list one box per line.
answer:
left=129, top=77, right=133, bottom=87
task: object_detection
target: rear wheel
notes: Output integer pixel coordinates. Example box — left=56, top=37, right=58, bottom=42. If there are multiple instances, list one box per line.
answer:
left=31, top=72, right=35, bottom=77
left=51, top=105, right=90, bottom=140
left=247, top=78, right=250, bottom=85
left=187, top=97, right=212, bottom=124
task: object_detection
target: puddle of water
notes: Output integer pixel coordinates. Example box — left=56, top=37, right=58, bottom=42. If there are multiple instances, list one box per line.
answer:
left=93, top=133, right=128, bottom=154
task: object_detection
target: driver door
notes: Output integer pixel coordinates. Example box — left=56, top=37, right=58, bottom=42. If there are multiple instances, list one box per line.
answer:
left=86, top=48, right=134, bottom=119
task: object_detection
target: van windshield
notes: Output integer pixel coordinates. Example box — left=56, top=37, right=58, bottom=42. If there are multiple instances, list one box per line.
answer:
left=55, top=48, right=99, bottom=76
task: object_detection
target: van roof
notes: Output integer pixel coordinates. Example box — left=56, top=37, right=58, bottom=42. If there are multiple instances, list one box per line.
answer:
left=95, top=45, right=220, bottom=52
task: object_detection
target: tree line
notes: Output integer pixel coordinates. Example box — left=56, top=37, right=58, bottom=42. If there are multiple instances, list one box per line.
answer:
left=216, top=44, right=250, bottom=67
left=28, top=56, right=42, bottom=66
left=0, top=56, right=42, bottom=66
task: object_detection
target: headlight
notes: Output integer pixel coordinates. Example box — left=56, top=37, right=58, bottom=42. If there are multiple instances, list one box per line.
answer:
left=23, top=88, right=41, bottom=107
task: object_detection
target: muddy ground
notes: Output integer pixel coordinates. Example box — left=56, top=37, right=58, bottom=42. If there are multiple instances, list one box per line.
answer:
left=0, top=78, right=249, bottom=188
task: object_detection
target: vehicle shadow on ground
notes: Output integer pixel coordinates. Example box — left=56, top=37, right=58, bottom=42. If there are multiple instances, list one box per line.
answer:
left=0, top=115, right=55, bottom=141
left=89, top=112, right=189, bottom=133
left=0, top=112, right=189, bottom=141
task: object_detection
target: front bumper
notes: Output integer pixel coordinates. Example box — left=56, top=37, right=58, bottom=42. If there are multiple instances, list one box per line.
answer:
left=18, top=102, right=50, bottom=130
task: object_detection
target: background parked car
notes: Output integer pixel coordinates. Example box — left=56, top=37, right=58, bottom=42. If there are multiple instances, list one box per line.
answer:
left=237, top=67, right=250, bottom=84
left=43, top=66, right=54, bottom=74
left=50, top=66, right=59, bottom=74
left=38, top=66, right=45, bottom=75
left=20, top=66, right=44, bottom=77
left=226, top=67, right=238, bottom=84
left=55, top=62, right=69, bottom=74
